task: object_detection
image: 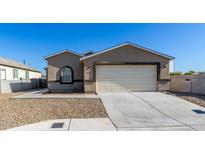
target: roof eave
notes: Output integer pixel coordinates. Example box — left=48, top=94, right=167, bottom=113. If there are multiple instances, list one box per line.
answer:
left=44, top=50, right=83, bottom=60
left=0, top=63, right=41, bottom=73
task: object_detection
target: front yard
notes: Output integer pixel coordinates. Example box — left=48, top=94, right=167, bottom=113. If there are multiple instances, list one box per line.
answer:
left=0, top=93, right=108, bottom=130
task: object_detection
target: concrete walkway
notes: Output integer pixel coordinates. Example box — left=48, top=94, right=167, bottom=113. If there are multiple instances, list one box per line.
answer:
left=11, top=89, right=99, bottom=99
left=7, top=118, right=116, bottom=131
left=99, top=92, right=205, bottom=131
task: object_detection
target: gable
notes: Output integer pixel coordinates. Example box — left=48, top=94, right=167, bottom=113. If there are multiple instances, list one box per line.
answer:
left=82, top=45, right=171, bottom=64
left=47, top=52, right=80, bottom=66
left=45, top=50, right=82, bottom=60
left=80, top=42, right=174, bottom=61
left=47, top=51, right=83, bottom=81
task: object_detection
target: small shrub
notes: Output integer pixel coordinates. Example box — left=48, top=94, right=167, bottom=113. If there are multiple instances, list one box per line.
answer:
left=184, top=70, right=195, bottom=75
left=170, top=72, right=182, bottom=76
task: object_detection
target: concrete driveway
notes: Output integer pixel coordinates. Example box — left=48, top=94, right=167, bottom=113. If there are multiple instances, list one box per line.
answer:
left=99, top=92, right=205, bottom=131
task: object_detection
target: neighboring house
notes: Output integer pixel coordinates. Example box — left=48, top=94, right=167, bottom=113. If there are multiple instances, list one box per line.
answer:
left=0, top=57, right=41, bottom=80
left=0, top=57, right=41, bottom=93
left=45, top=42, right=175, bottom=93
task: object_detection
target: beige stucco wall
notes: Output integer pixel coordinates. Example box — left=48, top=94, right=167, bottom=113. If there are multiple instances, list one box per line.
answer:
left=47, top=52, right=83, bottom=81
left=46, top=52, right=83, bottom=92
left=171, top=76, right=192, bottom=93
left=84, top=81, right=96, bottom=93
left=158, top=80, right=170, bottom=91
left=170, top=74, right=205, bottom=95
left=82, top=45, right=170, bottom=92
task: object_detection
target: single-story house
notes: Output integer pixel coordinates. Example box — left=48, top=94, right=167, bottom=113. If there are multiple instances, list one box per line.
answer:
left=0, top=57, right=41, bottom=80
left=45, top=42, right=175, bottom=93
left=0, top=57, right=42, bottom=93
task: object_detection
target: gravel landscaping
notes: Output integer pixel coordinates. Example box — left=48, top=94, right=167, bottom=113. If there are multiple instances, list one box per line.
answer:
left=0, top=93, right=108, bottom=130
left=164, top=92, right=205, bottom=108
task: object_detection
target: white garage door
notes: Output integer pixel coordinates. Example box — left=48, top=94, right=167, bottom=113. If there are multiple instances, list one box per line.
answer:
left=96, top=65, right=157, bottom=92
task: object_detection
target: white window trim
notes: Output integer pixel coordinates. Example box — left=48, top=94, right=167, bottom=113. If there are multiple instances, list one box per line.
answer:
left=0, top=69, right=6, bottom=80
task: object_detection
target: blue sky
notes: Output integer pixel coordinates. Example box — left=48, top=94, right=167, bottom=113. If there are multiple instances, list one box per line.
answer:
left=0, top=23, right=204, bottom=73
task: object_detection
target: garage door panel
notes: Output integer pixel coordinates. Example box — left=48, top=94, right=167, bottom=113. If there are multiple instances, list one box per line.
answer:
left=96, top=65, right=157, bottom=92
left=110, top=80, right=156, bottom=84
left=97, top=72, right=155, bottom=78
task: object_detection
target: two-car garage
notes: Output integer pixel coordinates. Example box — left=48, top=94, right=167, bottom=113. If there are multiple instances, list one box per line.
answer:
left=96, top=65, right=157, bottom=92
left=81, top=42, right=174, bottom=93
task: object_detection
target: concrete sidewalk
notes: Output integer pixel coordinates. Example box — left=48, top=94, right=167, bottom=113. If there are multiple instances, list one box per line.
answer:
left=7, top=118, right=117, bottom=131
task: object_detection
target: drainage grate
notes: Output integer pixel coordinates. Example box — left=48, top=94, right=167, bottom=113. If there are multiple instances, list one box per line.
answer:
left=51, top=122, right=64, bottom=128
left=192, top=109, right=205, bottom=114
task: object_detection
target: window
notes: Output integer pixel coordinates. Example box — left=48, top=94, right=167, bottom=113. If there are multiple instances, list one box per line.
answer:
left=60, top=66, right=73, bottom=83
left=25, top=71, right=29, bottom=79
left=0, top=69, right=6, bottom=80
left=13, top=69, right=19, bottom=79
